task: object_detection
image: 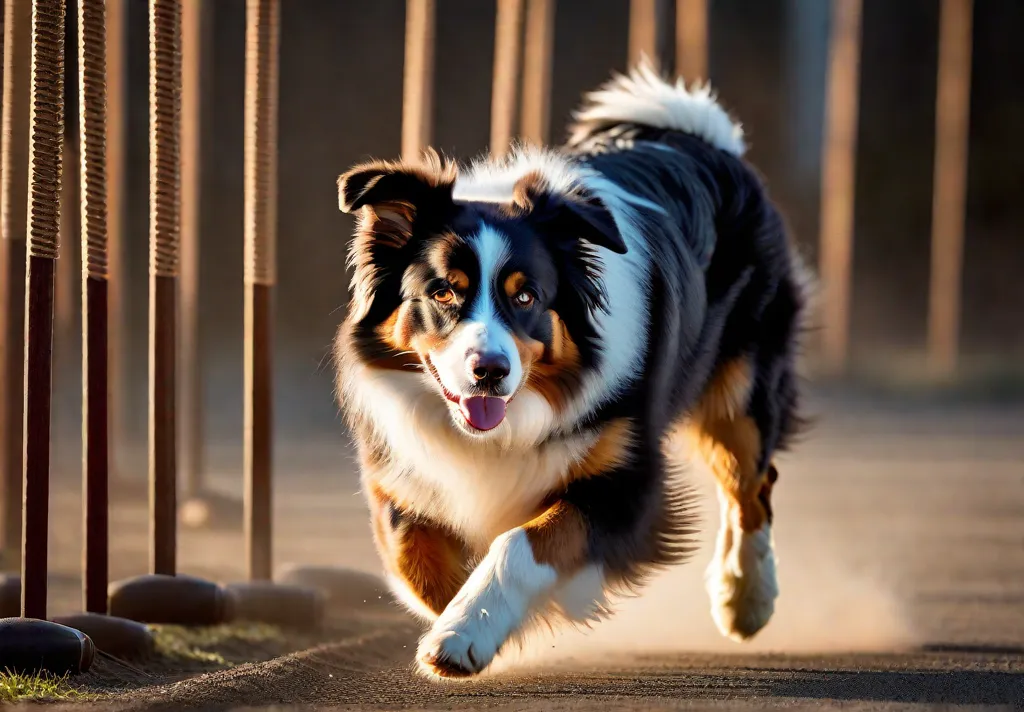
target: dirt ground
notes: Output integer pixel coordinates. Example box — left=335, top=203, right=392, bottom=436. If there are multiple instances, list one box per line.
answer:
left=14, top=393, right=1024, bottom=709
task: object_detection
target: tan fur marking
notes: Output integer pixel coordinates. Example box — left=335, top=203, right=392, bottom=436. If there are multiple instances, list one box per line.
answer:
left=523, top=501, right=588, bottom=574
left=686, top=358, right=773, bottom=532
left=525, top=311, right=582, bottom=412
left=367, top=485, right=468, bottom=616
left=567, top=418, right=635, bottom=481
left=376, top=305, right=412, bottom=352
left=394, top=526, right=467, bottom=615
left=698, top=358, right=754, bottom=423
left=503, top=271, right=527, bottom=298
left=448, top=268, right=469, bottom=292
left=512, top=332, right=546, bottom=364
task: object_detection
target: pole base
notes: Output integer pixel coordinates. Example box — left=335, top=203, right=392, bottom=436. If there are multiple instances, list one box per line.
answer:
left=221, top=581, right=324, bottom=630
left=50, top=612, right=154, bottom=660
left=108, top=574, right=230, bottom=625
left=275, top=565, right=396, bottom=616
left=0, top=574, right=19, bottom=617
left=179, top=490, right=243, bottom=530
left=0, top=618, right=95, bottom=675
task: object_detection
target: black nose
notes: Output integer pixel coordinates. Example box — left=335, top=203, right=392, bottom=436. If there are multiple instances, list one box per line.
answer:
left=468, top=352, right=511, bottom=386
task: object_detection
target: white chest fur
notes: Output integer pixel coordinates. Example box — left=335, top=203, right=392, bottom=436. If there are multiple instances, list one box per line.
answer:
left=342, top=365, right=598, bottom=549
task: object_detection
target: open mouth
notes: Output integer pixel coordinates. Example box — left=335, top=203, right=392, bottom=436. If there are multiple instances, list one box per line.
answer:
left=423, top=355, right=508, bottom=432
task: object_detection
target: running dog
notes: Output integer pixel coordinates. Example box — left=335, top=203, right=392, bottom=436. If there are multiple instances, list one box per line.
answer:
left=333, top=62, right=808, bottom=678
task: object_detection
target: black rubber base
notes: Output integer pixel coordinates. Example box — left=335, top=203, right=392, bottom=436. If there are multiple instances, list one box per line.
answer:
left=108, top=574, right=230, bottom=625
left=275, top=565, right=396, bottom=616
left=0, top=618, right=95, bottom=675
left=50, top=612, right=155, bottom=660
left=222, top=581, right=324, bottom=630
left=0, top=573, right=19, bottom=617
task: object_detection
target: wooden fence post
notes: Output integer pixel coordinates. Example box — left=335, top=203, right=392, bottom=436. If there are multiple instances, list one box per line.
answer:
left=818, top=0, right=863, bottom=374
left=927, top=0, right=973, bottom=377
left=401, top=0, right=435, bottom=162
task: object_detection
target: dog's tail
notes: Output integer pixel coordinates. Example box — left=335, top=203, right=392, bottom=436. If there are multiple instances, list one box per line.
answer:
left=566, top=58, right=746, bottom=157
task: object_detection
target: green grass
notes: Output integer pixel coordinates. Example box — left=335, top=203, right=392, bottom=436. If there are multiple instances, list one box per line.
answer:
left=150, top=622, right=287, bottom=668
left=0, top=670, right=88, bottom=702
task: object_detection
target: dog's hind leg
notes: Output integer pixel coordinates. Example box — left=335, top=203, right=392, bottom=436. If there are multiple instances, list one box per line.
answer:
left=685, top=356, right=782, bottom=641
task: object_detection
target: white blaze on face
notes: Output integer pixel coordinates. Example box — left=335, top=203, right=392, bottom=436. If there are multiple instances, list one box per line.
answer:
left=428, top=225, right=524, bottom=431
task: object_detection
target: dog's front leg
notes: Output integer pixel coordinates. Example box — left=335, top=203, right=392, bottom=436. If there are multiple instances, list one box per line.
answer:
left=417, top=502, right=586, bottom=678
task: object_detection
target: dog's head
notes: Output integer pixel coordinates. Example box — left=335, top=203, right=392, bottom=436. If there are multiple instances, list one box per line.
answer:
left=337, top=151, right=626, bottom=438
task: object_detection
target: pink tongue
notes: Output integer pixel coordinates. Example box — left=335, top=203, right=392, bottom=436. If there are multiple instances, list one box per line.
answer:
left=459, top=396, right=507, bottom=431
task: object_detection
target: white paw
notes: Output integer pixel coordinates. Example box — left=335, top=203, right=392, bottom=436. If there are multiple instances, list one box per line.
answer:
left=416, top=601, right=515, bottom=678
left=707, top=518, right=778, bottom=641
left=415, top=529, right=556, bottom=679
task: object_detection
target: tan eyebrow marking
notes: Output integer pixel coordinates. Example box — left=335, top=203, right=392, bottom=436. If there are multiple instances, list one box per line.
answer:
left=447, top=268, right=469, bottom=292
left=504, top=271, right=527, bottom=298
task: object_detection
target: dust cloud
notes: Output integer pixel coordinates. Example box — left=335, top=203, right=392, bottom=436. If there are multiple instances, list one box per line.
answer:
left=493, top=456, right=917, bottom=672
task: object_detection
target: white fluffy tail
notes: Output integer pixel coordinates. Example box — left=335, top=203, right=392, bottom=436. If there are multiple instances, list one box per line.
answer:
left=569, top=59, right=746, bottom=157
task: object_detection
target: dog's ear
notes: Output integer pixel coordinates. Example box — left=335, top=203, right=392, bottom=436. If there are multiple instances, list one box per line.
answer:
left=338, top=152, right=458, bottom=236
left=512, top=172, right=627, bottom=255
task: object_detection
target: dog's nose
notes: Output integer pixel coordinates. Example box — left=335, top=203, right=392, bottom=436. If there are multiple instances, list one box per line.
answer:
left=468, top=352, right=511, bottom=387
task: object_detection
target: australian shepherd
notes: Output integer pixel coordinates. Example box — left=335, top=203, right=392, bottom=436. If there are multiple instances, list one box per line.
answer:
left=334, top=63, right=808, bottom=678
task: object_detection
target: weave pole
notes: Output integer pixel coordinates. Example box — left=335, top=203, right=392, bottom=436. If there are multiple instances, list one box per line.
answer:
left=629, top=0, right=674, bottom=73
left=401, top=0, right=434, bottom=162
left=107, top=0, right=225, bottom=626
left=225, top=0, right=322, bottom=626
left=491, top=0, right=524, bottom=158
left=243, top=0, right=279, bottom=582
left=927, top=0, right=973, bottom=377
left=675, top=0, right=707, bottom=82
left=0, top=0, right=32, bottom=572
left=519, top=0, right=553, bottom=147
left=179, top=0, right=207, bottom=513
left=148, top=0, right=180, bottom=577
left=818, top=0, right=863, bottom=374
left=21, top=0, right=65, bottom=620
left=77, top=0, right=109, bottom=616
left=60, top=14, right=153, bottom=647
left=105, top=0, right=127, bottom=486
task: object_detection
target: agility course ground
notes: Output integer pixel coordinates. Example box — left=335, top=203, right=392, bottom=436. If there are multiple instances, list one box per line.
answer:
left=4, top=394, right=1019, bottom=710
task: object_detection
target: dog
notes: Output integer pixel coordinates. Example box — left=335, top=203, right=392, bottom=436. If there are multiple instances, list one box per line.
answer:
left=333, top=62, right=808, bottom=679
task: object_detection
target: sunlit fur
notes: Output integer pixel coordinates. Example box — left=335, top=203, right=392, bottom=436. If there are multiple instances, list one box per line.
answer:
left=334, top=61, right=808, bottom=678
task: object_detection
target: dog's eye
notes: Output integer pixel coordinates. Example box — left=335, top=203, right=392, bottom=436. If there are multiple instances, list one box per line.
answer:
left=513, top=291, right=535, bottom=308
left=432, top=289, right=456, bottom=304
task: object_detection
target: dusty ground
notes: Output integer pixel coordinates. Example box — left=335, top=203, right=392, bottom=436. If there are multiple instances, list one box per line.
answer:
left=10, top=393, right=1024, bottom=709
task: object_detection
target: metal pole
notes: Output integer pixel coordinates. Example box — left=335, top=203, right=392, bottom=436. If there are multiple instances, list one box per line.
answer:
left=105, top=0, right=126, bottom=485
left=243, top=0, right=279, bottom=582
left=491, top=0, right=524, bottom=158
left=148, top=0, right=180, bottom=576
left=179, top=0, right=206, bottom=503
left=818, top=0, right=862, bottom=374
left=0, top=0, right=32, bottom=569
left=78, top=0, right=109, bottom=616
left=401, top=0, right=434, bottom=162
left=927, top=0, right=973, bottom=377
left=21, top=0, right=65, bottom=619
left=675, top=0, right=707, bottom=82
left=55, top=124, right=76, bottom=357
left=629, top=0, right=673, bottom=73
left=519, top=0, right=553, bottom=147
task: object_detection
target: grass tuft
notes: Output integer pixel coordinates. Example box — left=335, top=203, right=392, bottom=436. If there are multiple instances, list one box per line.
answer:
left=151, top=622, right=287, bottom=668
left=0, top=670, right=88, bottom=702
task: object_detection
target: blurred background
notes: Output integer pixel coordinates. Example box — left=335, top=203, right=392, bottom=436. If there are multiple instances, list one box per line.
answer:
left=39, top=0, right=1022, bottom=481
